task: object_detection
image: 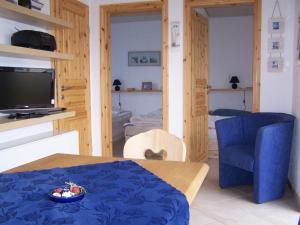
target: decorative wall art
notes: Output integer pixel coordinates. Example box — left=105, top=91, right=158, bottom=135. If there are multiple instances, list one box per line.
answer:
left=267, top=0, right=284, bottom=73
left=128, top=51, right=161, bottom=66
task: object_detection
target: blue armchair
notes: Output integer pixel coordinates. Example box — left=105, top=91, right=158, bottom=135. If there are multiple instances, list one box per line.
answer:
left=215, top=113, right=295, bottom=203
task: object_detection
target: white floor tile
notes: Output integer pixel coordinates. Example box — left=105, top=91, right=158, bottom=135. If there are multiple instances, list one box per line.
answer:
left=190, top=159, right=300, bottom=225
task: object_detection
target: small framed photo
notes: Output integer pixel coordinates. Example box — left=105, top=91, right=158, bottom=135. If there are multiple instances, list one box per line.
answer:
left=268, top=38, right=284, bottom=53
left=269, top=17, right=285, bottom=33
left=268, top=57, right=284, bottom=72
left=142, top=82, right=152, bottom=90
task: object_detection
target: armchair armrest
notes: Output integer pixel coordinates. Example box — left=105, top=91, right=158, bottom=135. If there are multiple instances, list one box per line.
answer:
left=215, top=117, right=244, bottom=150
left=255, top=122, right=294, bottom=168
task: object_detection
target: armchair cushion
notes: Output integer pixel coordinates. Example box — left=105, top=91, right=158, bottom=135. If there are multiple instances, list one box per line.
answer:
left=221, top=145, right=255, bottom=172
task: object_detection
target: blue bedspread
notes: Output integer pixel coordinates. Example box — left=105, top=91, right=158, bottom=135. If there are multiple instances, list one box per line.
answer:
left=0, top=160, right=189, bottom=225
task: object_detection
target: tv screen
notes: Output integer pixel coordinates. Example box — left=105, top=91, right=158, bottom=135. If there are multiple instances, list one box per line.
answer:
left=0, top=67, right=55, bottom=111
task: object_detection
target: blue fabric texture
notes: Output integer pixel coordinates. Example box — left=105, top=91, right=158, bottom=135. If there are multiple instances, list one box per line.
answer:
left=0, top=160, right=189, bottom=225
left=210, top=109, right=252, bottom=117
left=216, top=112, right=295, bottom=203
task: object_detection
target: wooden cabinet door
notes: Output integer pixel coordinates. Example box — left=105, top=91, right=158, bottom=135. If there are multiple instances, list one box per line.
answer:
left=190, top=11, right=208, bottom=161
left=51, top=0, right=92, bottom=155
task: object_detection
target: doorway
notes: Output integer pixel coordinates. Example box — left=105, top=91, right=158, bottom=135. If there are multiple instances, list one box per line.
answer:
left=184, top=0, right=261, bottom=162
left=100, top=1, right=169, bottom=157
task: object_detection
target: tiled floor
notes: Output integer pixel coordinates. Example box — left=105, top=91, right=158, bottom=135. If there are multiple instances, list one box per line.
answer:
left=190, top=159, right=300, bottom=225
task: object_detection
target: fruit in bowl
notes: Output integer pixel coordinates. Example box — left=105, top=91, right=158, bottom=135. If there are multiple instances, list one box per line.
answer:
left=49, top=182, right=86, bottom=203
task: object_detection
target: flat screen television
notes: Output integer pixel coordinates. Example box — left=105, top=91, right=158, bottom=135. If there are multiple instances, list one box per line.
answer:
left=0, top=66, right=55, bottom=113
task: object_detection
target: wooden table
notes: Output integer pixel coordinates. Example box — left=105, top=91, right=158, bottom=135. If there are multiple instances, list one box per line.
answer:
left=6, top=154, right=209, bottom=204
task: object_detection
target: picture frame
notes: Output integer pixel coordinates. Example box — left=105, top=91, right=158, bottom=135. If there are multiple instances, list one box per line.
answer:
left=269, top=17, right=285, bottom=33
left=268, top=38, right=284, bottom=53
left=268, top=57, right=284, bottom=72
left=128, top=51, right=161, bottom=66
left=142, top=82, right=153, bottom=90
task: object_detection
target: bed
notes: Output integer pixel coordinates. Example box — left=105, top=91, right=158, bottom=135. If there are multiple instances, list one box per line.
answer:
left=112, top=110, right=132, bottom=142
left=208, top=109, right=251, bottom=158
left=124, top=109, right=162, bottom=141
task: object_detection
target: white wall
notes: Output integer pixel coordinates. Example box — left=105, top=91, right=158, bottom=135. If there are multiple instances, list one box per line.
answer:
left=208, top=16, right=253, bottom=111
left=260, top=0, right=295, bottom=113
left=111, top=20, right=162, bottom=116
left=290, top=0, right=300, bottom=206
left=0, top=0, right=54, bottom=144
left=89, top=0, right=183, bottom=155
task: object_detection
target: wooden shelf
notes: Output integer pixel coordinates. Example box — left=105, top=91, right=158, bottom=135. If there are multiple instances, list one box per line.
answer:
left=0, top=111, right=75, bottom=132
left=208, top=87, right=253, bottom=92
left=0, top=0, right=73, bottom=29
left=0, top=44, right=74, bottom=60
left=112, top=89, right=162, bottom=93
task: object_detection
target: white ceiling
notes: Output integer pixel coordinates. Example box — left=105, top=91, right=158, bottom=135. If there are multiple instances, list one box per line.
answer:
left=201, top=5, right=253, bottom=17
left=111, top=12, right=161, bottom=23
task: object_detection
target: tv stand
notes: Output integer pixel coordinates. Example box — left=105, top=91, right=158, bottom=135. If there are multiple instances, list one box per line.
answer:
left=8, top=112, right=48, bottom=119
left=0, top=111, right=75, bottom=132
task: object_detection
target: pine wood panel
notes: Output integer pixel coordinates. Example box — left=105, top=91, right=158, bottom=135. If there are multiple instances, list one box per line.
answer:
left=183, top=0, right=261, bottom=162
left=252, top=0, right=261, bottom=112
left=188, top=0, right=254, bottom=7
left=0, top=0, right=73, bottom=29
left=100, top=1, right=168, bottom=157
left=51, top=0, right=92, bottom=156
left=190, top=11, right=208, bottom=161
left=5, top=154, right=210, bottom=204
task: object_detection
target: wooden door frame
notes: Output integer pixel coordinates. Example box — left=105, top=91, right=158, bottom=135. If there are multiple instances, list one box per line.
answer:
left=100, top=1, right=169, bottom=157
left=183, top=0, right=261, bottom=159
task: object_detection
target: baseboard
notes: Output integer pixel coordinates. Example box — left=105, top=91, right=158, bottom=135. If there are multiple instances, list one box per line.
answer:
left=288, top=181, right=300, bottom=211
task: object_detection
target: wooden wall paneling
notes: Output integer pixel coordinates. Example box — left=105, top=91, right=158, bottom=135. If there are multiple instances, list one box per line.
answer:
left=51, top=0, right=92, bottom=155
left=161, top=0, right=169, bottom=131
left=252, top=0, right=261, bottom=112
left=190, top=11, right=208, bottom=161
left=100, top=6, right=112, bottom=156
left=187, top=0, right=254, bottom=7
left=100, top=1, right=169, bottom=157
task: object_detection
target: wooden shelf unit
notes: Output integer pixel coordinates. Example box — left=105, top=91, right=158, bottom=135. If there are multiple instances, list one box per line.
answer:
left=208, top=87, right=253, bottom=92
left=112, top=89, right=162, bottom=93
left=0, top=44, right=74, bottom=60
left=0, top=0, right=73, bottom=29
left=0, top=111, right=75, bottom=132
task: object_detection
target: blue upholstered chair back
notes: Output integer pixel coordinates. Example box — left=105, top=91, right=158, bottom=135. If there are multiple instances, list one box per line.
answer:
left=241, top=113, right=295, bottom=146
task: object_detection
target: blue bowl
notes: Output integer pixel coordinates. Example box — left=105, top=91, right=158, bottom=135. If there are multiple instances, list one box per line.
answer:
left=48, top=190, right=85, bottom=203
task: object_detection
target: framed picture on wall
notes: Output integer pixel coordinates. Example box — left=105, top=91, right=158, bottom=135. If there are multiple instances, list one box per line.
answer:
left=128, top=51, right=161, bottom=66
left=268, top=57, right=284, bottom=72
left=268, top=38, right=284, bottom=53
left=269, top=17, right=285, bottom=33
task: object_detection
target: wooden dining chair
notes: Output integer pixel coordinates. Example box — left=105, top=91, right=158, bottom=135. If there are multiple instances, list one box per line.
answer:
left=123, top=129, right=186, bottom=162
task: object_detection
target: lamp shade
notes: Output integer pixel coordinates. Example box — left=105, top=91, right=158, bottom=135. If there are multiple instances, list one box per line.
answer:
left=113, top=79, right=121, bottom=86
left=230, top=76, right=240, bottom=83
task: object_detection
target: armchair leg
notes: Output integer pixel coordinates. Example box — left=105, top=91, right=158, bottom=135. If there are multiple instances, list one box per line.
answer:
left=219, top=162, right=253, bottom=188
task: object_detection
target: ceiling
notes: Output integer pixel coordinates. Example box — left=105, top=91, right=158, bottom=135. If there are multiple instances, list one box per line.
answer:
left=111, top=12, right=161, bottom=23
left=200, top=5, right=253, bottom=17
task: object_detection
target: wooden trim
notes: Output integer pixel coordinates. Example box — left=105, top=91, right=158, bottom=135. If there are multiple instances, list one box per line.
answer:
left=0, top=111, right=75, bottom=132
left=0, top=44, right=74, bottom=60
left=183, top=0, right=261, bottom=159
left=0, top=0, right=73, bottom=29
left=187, top=0, right=254, bottom=7
left=252, top=0, right=261, bottom=112
left=100, top=1, right=169, bottom=157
